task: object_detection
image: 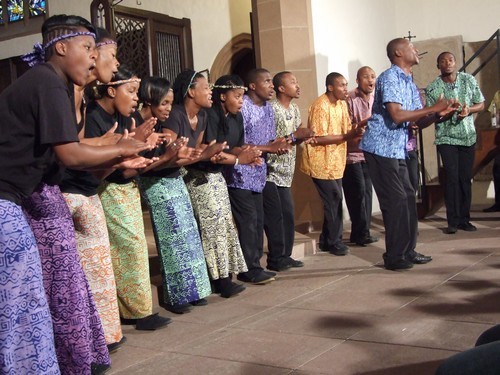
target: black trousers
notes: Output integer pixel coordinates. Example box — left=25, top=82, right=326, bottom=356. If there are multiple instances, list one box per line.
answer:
left=228, top=187, right=264, bottom=276
left=437, top=144, right=475, bottom=227
left=342, top=162, right=373, bottom=242
left=406, top=150, right=419, bottom=193
left=263, top=181, right=295, bottom=265
left=364, top=152, right=417, bottom=264
left=312, top=178, right=343, bottom=249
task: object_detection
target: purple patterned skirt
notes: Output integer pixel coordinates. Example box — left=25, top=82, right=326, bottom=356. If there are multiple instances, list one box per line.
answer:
left=0, top=198, right=60, bottom=374
left=22, top=183, right=110, bottom=374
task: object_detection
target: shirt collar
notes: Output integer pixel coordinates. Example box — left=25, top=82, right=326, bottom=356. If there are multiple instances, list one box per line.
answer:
left=391, top=64, right=413, bottom=82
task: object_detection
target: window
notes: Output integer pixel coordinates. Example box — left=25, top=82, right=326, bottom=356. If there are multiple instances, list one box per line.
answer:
left=91, top=1, right=193, bottom=81
left=0, top=0, right=48, bottom=40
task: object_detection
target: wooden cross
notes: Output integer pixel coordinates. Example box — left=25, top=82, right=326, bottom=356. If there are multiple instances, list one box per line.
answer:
left=404, top=31, right=416, bottom=42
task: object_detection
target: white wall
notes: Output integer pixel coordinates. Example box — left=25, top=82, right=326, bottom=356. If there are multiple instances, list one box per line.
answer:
left=0, top=0, right=252, bottom=72
left=394, top=0, right=500, bottom=43
left=310, top=0, right=500, bottom=94
left=310, top=0, right=398, bottom=92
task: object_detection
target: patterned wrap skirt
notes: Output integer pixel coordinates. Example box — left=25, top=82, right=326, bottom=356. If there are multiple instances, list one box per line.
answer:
left=63, top=192, right=122, bottom=345
left=97, top=181, right=152, bottom=319
left=139, top=175, right=211, bottom=305
left=184, top=170, right=247, bottom=279
left=0, top=198, right=59, bottom=375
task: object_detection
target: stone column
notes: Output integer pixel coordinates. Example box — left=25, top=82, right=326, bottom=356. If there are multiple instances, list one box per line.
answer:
left=251, top=0, right=323, bottom=230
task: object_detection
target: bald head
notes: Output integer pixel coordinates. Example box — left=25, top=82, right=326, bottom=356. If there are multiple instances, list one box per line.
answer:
left=386, top=38, right=408, bottom=62
left=357, top=66, right=375, bottom=80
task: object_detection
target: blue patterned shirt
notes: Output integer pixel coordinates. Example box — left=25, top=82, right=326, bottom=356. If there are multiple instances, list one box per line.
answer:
left=224, top=95, right=276, bottom=193
left=360, top=64, right=422, bottom=159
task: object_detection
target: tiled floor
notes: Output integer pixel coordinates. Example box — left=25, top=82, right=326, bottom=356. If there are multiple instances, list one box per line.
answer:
left=109, top=206, right=499, bottom=374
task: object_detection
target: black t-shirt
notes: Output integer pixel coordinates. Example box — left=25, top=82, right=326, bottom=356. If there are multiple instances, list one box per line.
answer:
left=0, top=63, right=79, bottom=204
left=190, top=107, right=245, bottom=173
left=160, top=104, right=207, bottom=178
left=84, top=101, right=134, bottom=185
left=132, top=111, right=170, bottom=179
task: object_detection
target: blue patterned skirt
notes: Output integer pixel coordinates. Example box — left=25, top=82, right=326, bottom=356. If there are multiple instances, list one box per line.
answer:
left=139, top=176, right=211, bottom=305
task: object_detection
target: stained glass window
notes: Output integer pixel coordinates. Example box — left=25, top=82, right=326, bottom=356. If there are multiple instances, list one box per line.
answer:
left=29, top=0, right=46, bottom=17
left=0, top=3, right=3, bottom=25
left=7, top=0, right=24, bottom=22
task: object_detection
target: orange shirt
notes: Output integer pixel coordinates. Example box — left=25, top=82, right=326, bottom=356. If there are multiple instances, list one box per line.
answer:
left=299, top=94, right=351, bottom=180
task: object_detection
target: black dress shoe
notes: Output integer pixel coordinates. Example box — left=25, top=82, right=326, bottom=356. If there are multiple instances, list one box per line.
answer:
left=220, top=281, right=246, bottom=298
left=409, top=252, right=432, bottom=264
left=483, top=204, right=500, bottom=212
left=354, top=235, right=379, bottom=246
left=285, top=257, right=304, bottom=267
left=135, top=313, right=172, bottom=331
left=329, top=243, right=349, bottom=256
left=165, top=303, right=193, bottom=314
left=91, top=362, right=111, bottom=375
left=457, top=223, right=477, bottom=232
left=190, top=298, right=208, bottom=307
left=263, top=270, right=277, bottom=278
left=107, top=336, right=127, bottom=354
left=237, top=271, right=275, bottom=285
left=445, top=226, right=457, bottom=234
left=267, top=261, right=292, bottom=272
left=385, top=259, right=414, bottom=271
left=318, top=243, right=330, bottom=252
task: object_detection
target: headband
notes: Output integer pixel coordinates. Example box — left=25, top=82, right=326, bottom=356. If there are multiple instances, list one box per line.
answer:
left=97, top=78, right=141, bottom=86
left=184, top=71, right=198, bottom=97
left=22, top=31, right=96, bottom=67
left=212, top=84, right=248, bottom=91
left=96, top=40, right=117, bottom=48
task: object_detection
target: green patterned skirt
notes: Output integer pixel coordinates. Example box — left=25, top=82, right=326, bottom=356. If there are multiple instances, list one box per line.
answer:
left=98, top=181, right=152, bottom=319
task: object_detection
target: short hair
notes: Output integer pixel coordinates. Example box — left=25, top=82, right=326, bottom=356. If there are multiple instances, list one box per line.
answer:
left=325, top=72, right=344, bottom=90
left=89, top=65, right=137, bottom=100
left=356, top=66, right=374, bottom=80
left=386, top=38, right=407, bottom=62
left=172, top=69, right=206, bottom=105
left=436, top=51, right=455, bottom=64
left=138, top=76, right=172, bottom=107
left=42, top=14, right=95, bottom=61
left=272, top=71, right=292, bottom=94
left=245, top=68, right=270, bottom=87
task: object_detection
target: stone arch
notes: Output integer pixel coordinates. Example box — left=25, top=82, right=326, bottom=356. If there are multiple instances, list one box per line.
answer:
left=210, top=33, right=254, bottom=81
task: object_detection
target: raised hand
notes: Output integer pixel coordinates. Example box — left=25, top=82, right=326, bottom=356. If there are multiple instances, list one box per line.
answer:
left=200, top=140, right=228, bottom=160
left=146, top=132, right=170, bottom=148
left=117, top=129, right=152, bottom=157
left=238, top=145, right=262, bottom=164
left=98, top=122, right=122, bottom=145
left=268, top=137, right=291, bottom=154
left=131, top=117, right=158, bottom=142
left=114, top=155, right=158, bottom=169
left=457, top=104, right=470, bottom=120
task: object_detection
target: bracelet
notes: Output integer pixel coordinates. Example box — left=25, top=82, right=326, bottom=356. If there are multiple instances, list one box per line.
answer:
left=290, top=132, right=296, bottom=143
left=234, top=157, right=239, bottom=166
